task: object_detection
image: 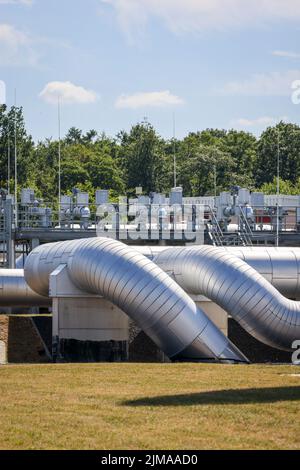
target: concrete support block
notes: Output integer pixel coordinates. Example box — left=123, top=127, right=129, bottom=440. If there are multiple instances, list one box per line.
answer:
left=0, top=340, right=7, bottom=364
left=54, top=297, right=129, bottom=342
left=50, top=265, right=129, bottom=363
left=47, top=267, right=227, bottom=364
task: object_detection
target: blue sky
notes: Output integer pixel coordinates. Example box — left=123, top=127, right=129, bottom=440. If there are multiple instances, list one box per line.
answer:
left=1, top=0, right=300, bottom=141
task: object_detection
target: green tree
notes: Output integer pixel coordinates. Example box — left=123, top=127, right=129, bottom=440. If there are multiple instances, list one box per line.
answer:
left=32, top=137, right=125, bottom=203
left=221, top=130, right=257, bottom=187
left=118, top=122, right=167, bottom=194
left=32, top=139, right=61, bottom=201
left=256, top=121, right=300, bottom=187
left=260, top=177, right=299, bottom=195
left=65, top=127, right=83, bottom=145
left=175, top=133, right=235, bottom=196
left=0, top=104, right=34, bottom=191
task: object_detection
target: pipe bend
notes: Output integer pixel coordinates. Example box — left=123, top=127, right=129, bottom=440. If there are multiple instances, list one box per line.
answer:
left=155, top=246, right=300, bottom=351
left=24, top=238, right=248, bottom=363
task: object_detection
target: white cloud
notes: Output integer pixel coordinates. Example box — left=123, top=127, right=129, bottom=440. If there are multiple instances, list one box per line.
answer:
left=272, top=50, right=300, bottom=59
left=39, top=81, right=98, bottom=105
left=0, top=23, right=38, bottom=66
left=231, top=116, right=288, bottom=128
left=0, top=0, right=33, bottom=5
left=115, top=90, right=185, bottom=109
left=219, top=70, right=300, bottom=96
left=102, top=0, right=300, bottom=37
left=233, top=117, right=277, bottom=127
left=0, top=22, right=71, bottom=68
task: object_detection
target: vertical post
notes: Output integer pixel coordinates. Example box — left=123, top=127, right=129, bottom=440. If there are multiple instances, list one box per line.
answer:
left=58, top=97, right=61, bottom=227
left=276, top=129, right=280, bottom=247
left=5, top=199, right=15, bottom=269
left=214, top=162, right=217, bottom=198
left=173, top=113, right=177, bottom=188
left=52, top=298, right=60, bottom=363
left=115, top=205, right=120, bottom=241
left=14, top=89, right=18, bottom=228
left=7, top=138, right=10, bottom=195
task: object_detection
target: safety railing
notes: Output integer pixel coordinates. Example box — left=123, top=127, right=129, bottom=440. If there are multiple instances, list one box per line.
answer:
left=205, top=206, right=225, bottom=246
left=2, top=201, right=300, bottom=245
left=13, top=203, right=207, bottom=244
left=0, top=213, right=6, bottom=267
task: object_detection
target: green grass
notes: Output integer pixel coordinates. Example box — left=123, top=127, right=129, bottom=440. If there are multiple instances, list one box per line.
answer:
left=0, top=363, right=299, bottom=450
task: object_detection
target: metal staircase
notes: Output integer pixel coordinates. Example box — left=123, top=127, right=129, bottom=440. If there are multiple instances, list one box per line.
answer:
left=206, top=207, right=225, bottom=246
left=206, top=206, right=253, bottom=247
left=238, top=206, right=253, bottom=247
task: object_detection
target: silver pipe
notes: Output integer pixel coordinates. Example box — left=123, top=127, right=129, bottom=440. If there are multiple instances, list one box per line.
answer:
left=224, top=247, right=300, bottom=300
left=3, top=245, right=299, bottom=308
left=2, top=244, right=300, bottom=309
left=5, top=242, right=300, bottom=353
left=136, top=246, right=300, bottom=299
left=24, top=238, right=248, bottom=363
left=154, top=246, right=300, bottom=352
left=0, top=269, right=50, bottom=307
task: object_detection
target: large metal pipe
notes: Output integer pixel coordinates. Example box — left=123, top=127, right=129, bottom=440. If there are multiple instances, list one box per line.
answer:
left=136, top=246, right=300, bottom=299
left=2, top=246, right=300, bottom=307
left=0, top=269, right=50, bottom=307
left=24, top=238, right=248, bottom=363
left=224, top=247, right=300, bottom=300
left=3, top=242, right=300, bottom=353
left=154, top=246, right=300, bottom=352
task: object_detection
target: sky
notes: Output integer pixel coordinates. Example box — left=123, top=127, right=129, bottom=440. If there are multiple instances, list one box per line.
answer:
left=1, top=0, right=300, bottom=141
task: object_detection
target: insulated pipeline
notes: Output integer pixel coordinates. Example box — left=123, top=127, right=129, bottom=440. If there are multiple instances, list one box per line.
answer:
left=24, top=238, right=248, bottom=363
left=135, top=246, right=300, bottom=300
left=155, top=246, right=300, bottom=351
left=0, top=269, right=50, bottom=307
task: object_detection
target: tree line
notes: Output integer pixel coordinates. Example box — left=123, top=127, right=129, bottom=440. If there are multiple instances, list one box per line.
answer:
left=1, top=104, right=300, bottom=204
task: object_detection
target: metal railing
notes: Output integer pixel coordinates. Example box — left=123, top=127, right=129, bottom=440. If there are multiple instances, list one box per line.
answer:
left=0, top=213, right=6, bottom=267
left=1, top=200, right=300, bottom=246
left=205, top=206, right=225, bottom=246
left=12, top=203, right=207, bottom=245
left=238, top=206, right=253, bottom=246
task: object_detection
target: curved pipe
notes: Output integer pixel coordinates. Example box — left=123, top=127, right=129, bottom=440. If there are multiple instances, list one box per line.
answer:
left=0, top=269, right=50, bottom=307
left=155, top=246, right=300, bottom=352
left=2, top=246, right=300, bottom=308
left=136, top=246, right=300, bottom=299
left=224, top=247, right=300, bottom=300
left=24, top=238, right=248, bottom=363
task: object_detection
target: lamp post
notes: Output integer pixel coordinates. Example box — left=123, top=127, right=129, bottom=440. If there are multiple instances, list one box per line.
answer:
left=14, top=89, right=18, bottom=228
left=7, top=136, right=10, bottom=195
left=58, top=97, right=61, bottom=226
left=173, top=113, right=177, bottom=188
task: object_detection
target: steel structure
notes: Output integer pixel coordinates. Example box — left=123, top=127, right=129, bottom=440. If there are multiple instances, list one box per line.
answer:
left=154, top=246, right=300, bottom=351
left=1, top=240, right=300, bottom=358
left=23, top=238, right=247, bottom=363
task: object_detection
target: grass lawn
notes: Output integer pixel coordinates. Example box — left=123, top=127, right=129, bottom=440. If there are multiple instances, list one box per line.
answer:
left=0, top=363, right=299, bottom=450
